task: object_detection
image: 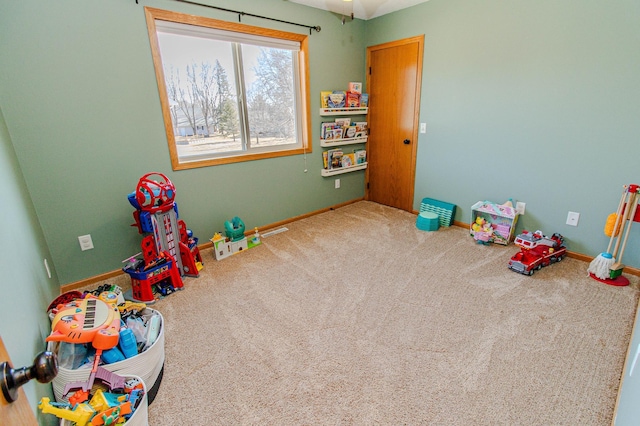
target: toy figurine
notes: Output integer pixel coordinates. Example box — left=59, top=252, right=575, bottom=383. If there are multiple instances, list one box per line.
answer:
left=472, top=217, right=493, bottom=245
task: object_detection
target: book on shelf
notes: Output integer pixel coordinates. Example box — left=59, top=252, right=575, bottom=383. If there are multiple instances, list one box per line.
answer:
left=354, top=122, right=367, bottom=132
left=346, top=92, right=360, bottom=107
left=320, top=91, right=332, bottom=108
left=334, top=117, right=351, bottom=127
left=342, top=153, right=356, bottom=167
left=320, top=89, right=368, bottom=109
left=320, top=123, right=330, bottom=139
left=328, top=91, right=346, bottom=108
left=327, top=148, right=343, bottom=169
left=323, top=148, right=366, bottom=171
left=321, top=120, right=367, bottom=141
left=360, top=94, right=369, bottom=107
left=321, top=122, right=340, bottom=139
left=343, top=126, right=357, bottom=139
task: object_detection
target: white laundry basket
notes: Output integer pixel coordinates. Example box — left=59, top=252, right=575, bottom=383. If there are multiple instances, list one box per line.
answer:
left=50, top=308, right=164, bottom=405
left=58, top=374, right=148, bottom=426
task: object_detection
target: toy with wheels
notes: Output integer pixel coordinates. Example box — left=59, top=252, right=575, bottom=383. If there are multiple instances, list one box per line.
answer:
left=126, top=172, right=202, bottom=280
left=508, top=230, right=567, bottom=276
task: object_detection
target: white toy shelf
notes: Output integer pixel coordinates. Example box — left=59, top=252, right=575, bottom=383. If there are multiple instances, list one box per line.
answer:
left=470, top=201, right=519, bottom=245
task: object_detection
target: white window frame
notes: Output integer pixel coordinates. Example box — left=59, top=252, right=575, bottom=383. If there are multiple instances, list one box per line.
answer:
left=144, top=7, right=312, bottom=170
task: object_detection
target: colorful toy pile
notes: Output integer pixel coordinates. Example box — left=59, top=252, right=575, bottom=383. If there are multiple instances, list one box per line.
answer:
left=39, top=374, right=146, bottom=425
left=125, top=172, right=203, bottom=302
left=471, top=216, right=493, bottom=244
left=41, top=287, right=158, bottom=424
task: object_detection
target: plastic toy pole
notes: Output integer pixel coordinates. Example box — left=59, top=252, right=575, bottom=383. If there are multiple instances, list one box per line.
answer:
left=611, top=189, right=635, bottom=259
left=606, top=185, right=628, bottom=254
left=615, top=192, right=638, bottom=267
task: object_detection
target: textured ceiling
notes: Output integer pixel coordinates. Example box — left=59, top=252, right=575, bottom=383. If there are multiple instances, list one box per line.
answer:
left=287, top=0, right=430, bottom=20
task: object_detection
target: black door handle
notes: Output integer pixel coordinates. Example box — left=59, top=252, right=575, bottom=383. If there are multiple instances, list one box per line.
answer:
left=403, top=139, right=411, bottom=145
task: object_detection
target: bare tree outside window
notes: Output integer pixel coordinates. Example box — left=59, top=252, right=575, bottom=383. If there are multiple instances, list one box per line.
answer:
left=246, top=47, right=296, bottom=146
left=145, top=8, right=311, bottom=170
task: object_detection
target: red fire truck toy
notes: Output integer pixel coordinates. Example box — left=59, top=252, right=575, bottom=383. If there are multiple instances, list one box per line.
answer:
left=508, top=230, right=567, bottom=276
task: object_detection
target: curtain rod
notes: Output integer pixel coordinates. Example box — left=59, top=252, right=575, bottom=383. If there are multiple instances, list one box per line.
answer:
left=136, top=0, right=321, bottom=34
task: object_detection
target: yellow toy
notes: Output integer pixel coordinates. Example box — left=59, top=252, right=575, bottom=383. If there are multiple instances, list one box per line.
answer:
left=118, top=300, right=147, bottom=315
left=38, top=397, right=95, bottom=426
left=471, top=216, right=485, bottom=232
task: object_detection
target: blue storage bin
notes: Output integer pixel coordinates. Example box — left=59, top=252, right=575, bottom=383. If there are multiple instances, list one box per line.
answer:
left=416, top=211, right=440, bottom=231
left=420, top=197, right=456, bottom=227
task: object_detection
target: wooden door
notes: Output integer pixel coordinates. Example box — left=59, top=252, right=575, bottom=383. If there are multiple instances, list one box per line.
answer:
left=366, top=36, right=424, bottom=212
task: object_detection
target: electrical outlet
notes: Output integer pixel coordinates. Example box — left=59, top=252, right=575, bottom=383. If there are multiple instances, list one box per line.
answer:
left=566, top=211, right=580, bottom=226
left=516, top=201, right=526, bottom=215
left=335, top=178, right=340, bottom=189
left=420, top=123, right=426, bottom=134
left=78, top=234, right=94, bottom=251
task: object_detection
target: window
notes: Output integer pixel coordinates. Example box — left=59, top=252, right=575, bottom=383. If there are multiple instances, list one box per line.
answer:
left=144, top=7, right=311, bottom=170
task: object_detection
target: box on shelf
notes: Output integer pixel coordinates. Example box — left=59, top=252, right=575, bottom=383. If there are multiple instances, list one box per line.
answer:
left=470, top=201, right=519, bottom=245
left=348, top=82, right=362, bottom=94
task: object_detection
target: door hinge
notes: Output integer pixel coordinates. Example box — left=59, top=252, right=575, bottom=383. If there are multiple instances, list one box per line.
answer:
left=369, top=67, right=372, bottom=75
left=367, top=182, right=370, bottom=189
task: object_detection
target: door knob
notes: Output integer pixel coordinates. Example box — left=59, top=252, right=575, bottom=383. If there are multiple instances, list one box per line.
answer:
left=403, top=139, right=410, bottom=145
left=1, top=351, right=58, bottom=402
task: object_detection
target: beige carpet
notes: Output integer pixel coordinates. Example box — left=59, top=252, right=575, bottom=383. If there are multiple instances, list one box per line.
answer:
left=143, top=201, right=639, bottom=425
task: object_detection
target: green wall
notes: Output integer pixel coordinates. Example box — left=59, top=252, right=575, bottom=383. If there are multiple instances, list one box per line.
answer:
left=0, top=0, right=367, bottom=285
left=366, top=0, right=640, bottom=267
left=0, top=106, right=58, bottom=423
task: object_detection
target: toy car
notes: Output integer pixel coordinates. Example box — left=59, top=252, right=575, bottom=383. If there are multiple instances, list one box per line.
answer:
left=508, top=230, right=567, bottom=275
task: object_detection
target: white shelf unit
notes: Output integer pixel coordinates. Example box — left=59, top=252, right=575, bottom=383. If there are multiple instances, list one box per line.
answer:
left=321, top=163, right=367, bottom=177
left=320, top=136, right=368, bottom=147
left=470, top=201, right=519, bottom=245
left=320, top=104, right=368, bottom=177
left=319, top=107, right=368, bottom=116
